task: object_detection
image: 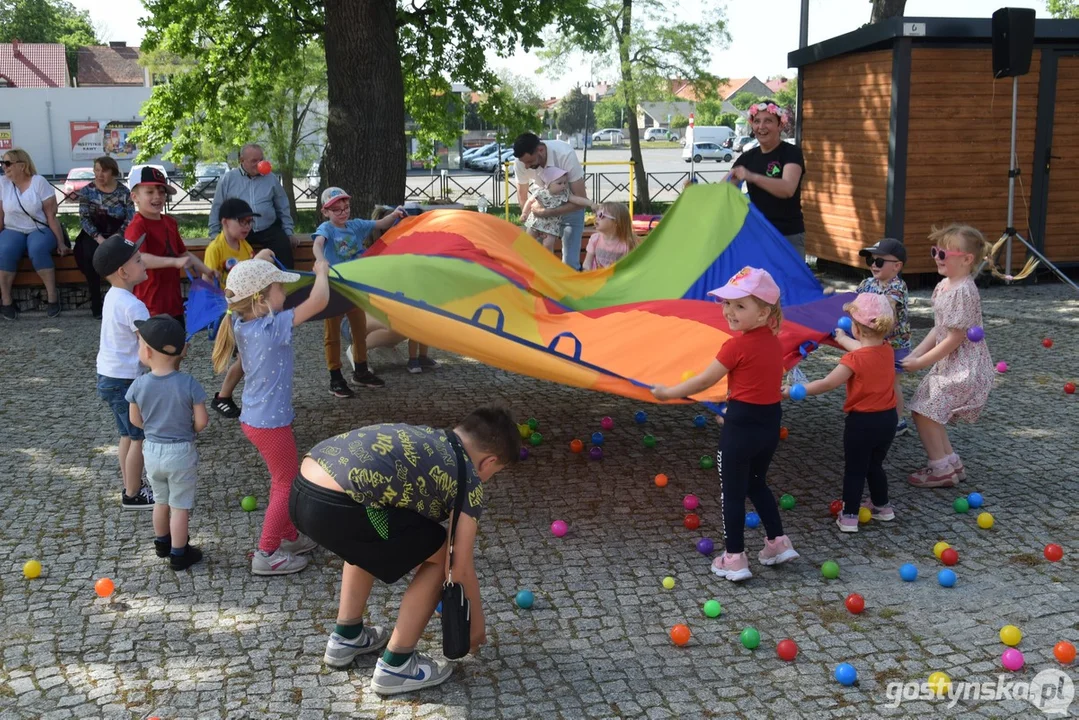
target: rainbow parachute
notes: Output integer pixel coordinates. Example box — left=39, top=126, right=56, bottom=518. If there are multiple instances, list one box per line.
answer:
left=290, top=182, right=848, bottom=404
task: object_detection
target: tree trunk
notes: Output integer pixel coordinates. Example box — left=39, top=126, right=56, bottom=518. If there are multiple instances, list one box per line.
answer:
left=618, top=0, right=650, bottom=213
left=323, top=0, right=406, bottom=216
left=870, top=0, right=907, bottom=23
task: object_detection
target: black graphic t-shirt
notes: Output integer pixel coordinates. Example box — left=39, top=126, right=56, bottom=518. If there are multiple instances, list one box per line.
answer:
left=308, top=424, right=485, bottom=522
left=732, top=142, right=806, bottom=235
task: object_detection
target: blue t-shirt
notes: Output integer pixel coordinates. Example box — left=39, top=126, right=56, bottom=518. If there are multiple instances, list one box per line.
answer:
left=125, top=371, right=207, bottom=444
left=235, top=309, right=295, bottom=428
left=314, top=218, right=377, bottom=265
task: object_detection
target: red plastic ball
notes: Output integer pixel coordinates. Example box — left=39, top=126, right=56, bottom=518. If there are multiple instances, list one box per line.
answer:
left=256, top=160, right=272, bottom=175
left=940, top=548, right=959, bottom=566
left=777, top=639, right=799, bottom=661
left=779, top=426, right=789, bottom=440
left=1044, top=543, right=1064, bottom=562
left=1054, top=641, right=1076, bottom=664
left=569, top=439, right=584, bottom=453
left=829, top=500, right=843, bottom=518
left=1066, top=383, right=1076, bottom=395
left=670, top=624, right=691, bottom=646
left=845, top=593, right=865, bottom=614
left=1043, top=338, right=1053, bottom=348
left=683, top=513, right=700, bottom=530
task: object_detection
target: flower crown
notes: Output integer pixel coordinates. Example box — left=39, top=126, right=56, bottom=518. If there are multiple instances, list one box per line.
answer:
left=748, top=102, right=789, bottom=126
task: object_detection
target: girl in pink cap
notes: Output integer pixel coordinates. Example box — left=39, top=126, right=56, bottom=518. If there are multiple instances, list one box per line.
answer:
left=521, top=167, right=590, bottom=255
left=782, top=293, right=899, bottom=533
left=652, top=266, right=798, bottom=582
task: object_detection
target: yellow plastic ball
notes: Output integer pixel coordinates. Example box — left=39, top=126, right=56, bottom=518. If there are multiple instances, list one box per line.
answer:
left=517, top=424, right=532, bottom=439
left=662, top=576, right=675, bottom=590
left=23, top=560, right=42, bottom=579
left=977, top=512, right=994, bottom=529
left=858, top=507, right=872, bottom=524
left=927, top=671, right=951, bottom=696
left=1000, top=625, right=1022, bottom=647
left=681, top=370, right=696, bottom=382
left=933, top=541, right=951, bottom=559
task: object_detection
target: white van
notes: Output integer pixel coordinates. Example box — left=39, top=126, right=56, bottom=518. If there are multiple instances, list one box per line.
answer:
left=681, top=126, right=734, bottom=159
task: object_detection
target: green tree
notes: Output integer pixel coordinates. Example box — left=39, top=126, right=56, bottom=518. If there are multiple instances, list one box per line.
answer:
left=542, top=0, right=729, bottom=211
left=669, top=114, right=688, bottom=130
left=0, top=0, right=98, bottom=78
left=717, top=112, right=739, bottom=130
left=557, top=86, right=592, bottom=134
left=1047, top=0, right=1078, bottom=18
left=730, top=92, right=770, bottom=112
left=693, top=98, right=725, bottom=126
left=593, top=95, right=624, bottom=129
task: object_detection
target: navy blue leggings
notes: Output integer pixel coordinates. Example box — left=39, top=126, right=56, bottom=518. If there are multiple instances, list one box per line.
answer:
left=842, top=409, right=897, bottom=515
left=719, top=400, right=784, bottom=554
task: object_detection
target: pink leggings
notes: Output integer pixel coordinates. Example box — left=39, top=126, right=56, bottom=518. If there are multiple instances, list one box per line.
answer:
left=241, top=423, right=300, bottom=553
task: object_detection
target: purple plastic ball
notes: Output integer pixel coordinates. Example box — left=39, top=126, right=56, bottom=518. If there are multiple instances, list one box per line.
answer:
left=519, top=447, right=529, bottom=461
left=696, top=537, right=714, bottom=555
left=967, top=326, right=985, bottom=343
left=589, top=446, right=603, bottom=461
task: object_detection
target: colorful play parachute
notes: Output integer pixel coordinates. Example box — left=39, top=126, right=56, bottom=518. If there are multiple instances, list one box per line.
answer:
left=290, top=182, right=849, bottom=404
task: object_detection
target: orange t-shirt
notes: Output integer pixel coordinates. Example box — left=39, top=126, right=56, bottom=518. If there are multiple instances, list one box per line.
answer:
left=839, top=344, right=897, bottom=412
left=716, top=326, right=783, bottom=405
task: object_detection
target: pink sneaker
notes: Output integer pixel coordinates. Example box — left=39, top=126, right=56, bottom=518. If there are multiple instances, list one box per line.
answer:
left=836, top=513, right=859, bottom=533
left=860, top=500, right=896, bottom=521
left=952, top=461, right=967, bottom=481
left=908, top=465, right=958, bottom=488
left=758, top=535, right=799, bottom=566
left=710, top=552, right=752, bottom=582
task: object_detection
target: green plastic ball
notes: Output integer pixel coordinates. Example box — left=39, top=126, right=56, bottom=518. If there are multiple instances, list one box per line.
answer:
left=953, top=497, right=970, bottom=514
left=241, top=495, right=257, bottom=512
left=821, top=560, right=840, bottom=579
left=527, top=418, right=539, bottom=430
left=740, top=626, right=761, bottom=649
left=699, top=456, right=715, bottom=470
left=780, top=493, right=796, bottom=510
left=643, top=434, right=657, bottom=448
left=703, top=600, right=722, bottom=618
left=529, top=432, right=543, bottom=447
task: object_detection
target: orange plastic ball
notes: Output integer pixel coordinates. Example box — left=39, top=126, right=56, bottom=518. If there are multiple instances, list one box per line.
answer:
left=670, top=624, right=691, bottom=646
left=94, top=578, right=115, bottom=598
left=779, top=426, right=789, bottom=440
left=654, top=473, right=668, bottom=488
left=1054, top=641, right=1076, bottom=664
left=256, top=160, right=272, bottom=175
left=570, top=439, right=584, bottom=453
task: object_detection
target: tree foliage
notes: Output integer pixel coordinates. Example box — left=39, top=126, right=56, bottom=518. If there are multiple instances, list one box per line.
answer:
left=557, top=86, right=593, bottom=134
left=1047, top=0, right=1078, bottom=18
left=592, top=95, right=624, bottom=129
left=669, top=114, right=688, bottom=130
left=0, top=0, right=98, bottom=77
left=730, top=92, right=771, bottom=111
left=717, top=112, right=739, bottom=130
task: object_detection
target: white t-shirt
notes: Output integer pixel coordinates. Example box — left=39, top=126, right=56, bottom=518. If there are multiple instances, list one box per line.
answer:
left=514, top=140, right=585, bottom=188
left=0, top=175, right=54, bottom=233
left=96, top=287, right=150, bottom=379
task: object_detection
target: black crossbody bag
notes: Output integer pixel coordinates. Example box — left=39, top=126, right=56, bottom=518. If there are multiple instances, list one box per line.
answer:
left=441, top=431, right=472, bottom=660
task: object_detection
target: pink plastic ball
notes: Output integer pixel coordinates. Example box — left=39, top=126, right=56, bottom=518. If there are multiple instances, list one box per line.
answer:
left=550, top=520, right=568, bottom=537
left=996, top=361, right=1009, bottom=373
left=683, top=494, right=699, bottom=511
left=600, top=416, right=614, bottom=431
left=1002, top=648, right=1025, bottom=671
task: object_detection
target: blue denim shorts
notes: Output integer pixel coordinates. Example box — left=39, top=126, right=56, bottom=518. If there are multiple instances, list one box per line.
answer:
left=96, top=374, right=145, bottom=440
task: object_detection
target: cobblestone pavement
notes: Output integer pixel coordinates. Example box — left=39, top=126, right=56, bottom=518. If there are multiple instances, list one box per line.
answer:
left=2, top=278, right=1077, bottom=720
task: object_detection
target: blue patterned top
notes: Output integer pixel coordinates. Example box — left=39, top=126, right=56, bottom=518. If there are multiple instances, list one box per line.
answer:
left=77, top=183, right=136, bottom=238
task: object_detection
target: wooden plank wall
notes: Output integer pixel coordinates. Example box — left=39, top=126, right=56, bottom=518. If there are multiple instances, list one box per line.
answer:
left=903, top=49, right=1041, bottom=273
left=800, top=50, right=893, bottom=266
left=1043, top=55, right=1079, bottom=263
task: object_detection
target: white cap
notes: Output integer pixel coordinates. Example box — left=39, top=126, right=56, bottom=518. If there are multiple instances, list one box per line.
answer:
left=224, top=260, right=300, bottom=304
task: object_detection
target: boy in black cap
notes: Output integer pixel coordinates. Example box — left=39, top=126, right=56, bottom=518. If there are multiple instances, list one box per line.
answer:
left=94, top=234, right=154, bottom=509
left=126, top=315, right=209, bottom=569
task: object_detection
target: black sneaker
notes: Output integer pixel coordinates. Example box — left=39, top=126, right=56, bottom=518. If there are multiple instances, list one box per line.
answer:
left=330, top=371, right=355, bottom=398
left=417, top=355, right=438, bottom=368
left=154, top=538, right=171, bottom=558
left=169, top=545, right=203, bottom=571
left=46, top=302, right=61, bottom=318
left=1, top=304, right=17, bottom=320
left=121, top=487, right=154, bottom=510
left=352, top=368, right=385, bottom=388
left=211, top=393, right=241, bottom=418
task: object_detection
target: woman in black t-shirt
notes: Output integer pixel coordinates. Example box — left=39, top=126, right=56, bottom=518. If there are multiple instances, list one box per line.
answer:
left=730, top=102, right=806, bottom=259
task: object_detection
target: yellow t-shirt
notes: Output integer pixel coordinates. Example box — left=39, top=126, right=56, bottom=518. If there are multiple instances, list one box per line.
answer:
left=204, top=232, right=254, bottom=280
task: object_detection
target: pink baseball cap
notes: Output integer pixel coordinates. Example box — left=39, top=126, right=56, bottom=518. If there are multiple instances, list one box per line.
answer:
left=847, top=293, right=895, bottom=327
left=708, top=267, right=781, bottom=305
left=540, top=166, right=567, bottom=185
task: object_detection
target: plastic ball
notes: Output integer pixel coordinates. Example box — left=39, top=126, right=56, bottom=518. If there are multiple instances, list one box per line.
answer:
left=1044, top=544, right=1064, bottom=562
left=519, top=447, right=529, bottom=461
left=966, top=492, right=984, bottom=509
left=933, top=541, right=951, bottom=559
left=941, top=548, right=959, bottom=566
left=683, top=494, right=699, bottom=511
left=591, top=431, right=604, bottom=446
left=789, top=383, right=807, bottom=401
left=518, top=424, right=532, bottom=439
left=696, top=537, right=714, bottom=555
left=966, top=326, right=985, bottom=342
left=529, top=432, right=543, bottom=447
left=777, top=639, right=798, bottom=661
left=702, top=599, right=722, bottom=618
left=600, top=416, right=614, bottom=430
left=528, top=418, right=539, bottom=430
left=1000, top=625, right=1022, bottom=646
left=821, top=560, right=840, bottom=579
left=1066, top=382, right=1076, bottom=395
left=94, top=578, right=115, bottom=598
left=858, top=507, right=872, bottom=524
left=550, top=520, right=568, bottom=537
left=241, top=495, right=257, bottom=512
left=515, top=590, right=534, bottom=609
left=845, top=593, right=865, bottom=614
left=937, top=569, right=957, bottom=588
left=635, top=410, right=648, bottom=424
left=699, top=456, right=714, bottom=470
left=693, top=414, right=707, bottom=428
left=681, top=370, right=696, bottom=382
left=740, top=627, right=761, bottom=649
left=670, top=624, right=691, bottom=646
left=899, top=563, right=918, bottom=582
left=23, top=560, right=42, bottom=579
left=1054, top=640, right=1076, bottom=664
left=683, top=513, right=700, bottom=530
left=745, top=511, right=760, bottom=529
left=996, top=361, right=1009, bottom=373
left=834, top=663, right=857, bottom=686
left=225, top=257, right=238, bottom=270
left=829, top=500, right=843, bottom=517
left=662, top=576, right=675, bottom=590
left=837, top=316, right=853, bottom=334
left=779, top=426, right=789, bottom=440
left=928, top=671, right=951, bottom=696
left=256, top=160, right=272, bottom=175
left=1043, top=337, right=1053, bottom=348
left=589, top=446, right=603, bottom=461
left=643, top=434, right=657, bottom=448
left=780, top=494, right=796, bottom=510
left=953, top=497, right=969, bottom=514
left=569, top=439, right=584, bottom=453
left=1002, top=648, right=1025, bottom=671
left=654, top=473, right=668, bottom=488
left=716, top=402, right=727, bottom=417
left=977, top=512, right=994, bottom=529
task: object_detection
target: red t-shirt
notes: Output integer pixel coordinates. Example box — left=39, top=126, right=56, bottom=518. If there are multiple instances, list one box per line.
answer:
left=839, top=344, right=897, bottom=412
left=126, top=213, right=187, bottom=317
left=716, top=326, right=783, bottom=405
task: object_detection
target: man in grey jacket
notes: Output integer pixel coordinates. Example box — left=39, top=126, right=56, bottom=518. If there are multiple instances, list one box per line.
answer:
left=208, top=144, right=298, bottom=267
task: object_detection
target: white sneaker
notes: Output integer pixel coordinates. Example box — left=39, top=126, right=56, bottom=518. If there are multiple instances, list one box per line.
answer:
left=370, top=652, right=454, bottom=695
left=279, top=534, right=318, bottom=555
left=251, top=548, right=308, bottom=576
left=323, top=626, right=389, bottom=667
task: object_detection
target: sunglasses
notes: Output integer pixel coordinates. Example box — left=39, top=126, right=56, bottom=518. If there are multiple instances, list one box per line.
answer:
left=930, top=246, right=967, bottom=260
left=596, top=211, right=612, bottom=220
left=865, top=256, right=900, bottom=269
left=0, top=160, right=21, bottom=167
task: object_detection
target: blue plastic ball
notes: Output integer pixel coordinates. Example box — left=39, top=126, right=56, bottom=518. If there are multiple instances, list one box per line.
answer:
left=515, top=590, right=534, bottom=609
left=745, top=511, right=760, bottom=529
left=635, top=411, right=648, bottom=424
left=693, top=414, right=707, bottom=428
left=591, top=432, right=604, bottom=446
left=837, top=316, right=853, bottom=334
left=899, top=563, right=918, bottom=582
left=938, top=569, right=957, bottom=588
left=716, top=402, right=727, bottom=417
left=436, top=601, right=442, bottom=614
left=835, top=663, right=858, bottom=686
left=967, top=492, right=984, bottom=509
left=225, top=257, right=238, bottom=270
left=789, top=384, right=807, bottom=401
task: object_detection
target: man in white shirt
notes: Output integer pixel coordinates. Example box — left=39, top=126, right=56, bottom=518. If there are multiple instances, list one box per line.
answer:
left=512, top=133, right=588, bottom=270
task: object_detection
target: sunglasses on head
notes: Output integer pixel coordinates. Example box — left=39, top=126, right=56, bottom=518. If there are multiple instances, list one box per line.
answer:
left=865, top=256, right=899, bottom=269
left=930, top=246, right=967, bottom=260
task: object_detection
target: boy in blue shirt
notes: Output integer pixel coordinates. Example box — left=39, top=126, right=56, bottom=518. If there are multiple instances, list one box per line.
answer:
left=313, top=187, right=404, bottom=397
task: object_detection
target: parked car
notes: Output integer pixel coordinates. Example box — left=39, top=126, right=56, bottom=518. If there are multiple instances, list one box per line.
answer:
left=475, top=148, right=515, bottom=173
left=189, top=162, right=229, bottom=200
left=463, top=142, right=496, bottom=161
left=591, top=128, right=624, bottom=143
left=465, top=143, right=501, bottom=169
left=644, top=127, right=677, bottom=142
left=733, top=135, right=754, bottom=152
left=683, top=142, right=733, bottom=163
left=61, top=168, right=95, bottom=201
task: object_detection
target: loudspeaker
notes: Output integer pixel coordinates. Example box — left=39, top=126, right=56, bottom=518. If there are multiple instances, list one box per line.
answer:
left=992, top=7, right=1036, bottom=78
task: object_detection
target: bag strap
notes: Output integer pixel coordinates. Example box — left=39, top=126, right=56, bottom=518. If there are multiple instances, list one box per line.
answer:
left=443, top=429, right=469, bottom=585
left=12, top=184, right=50, bottom=231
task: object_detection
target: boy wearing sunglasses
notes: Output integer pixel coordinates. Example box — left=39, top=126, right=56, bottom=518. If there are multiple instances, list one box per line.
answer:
left=838, top=238, right=911, bottom=434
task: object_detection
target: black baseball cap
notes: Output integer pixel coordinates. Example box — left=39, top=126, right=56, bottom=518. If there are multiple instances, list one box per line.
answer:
left=129, top=165, right=176, bottom=195
left=219, top=197, right=260, bottom=220
left=860, top=237, right=907, bottom=263
left=93, top=234, right=145, bottom=277
left=134, top=315, right=186, bottom=356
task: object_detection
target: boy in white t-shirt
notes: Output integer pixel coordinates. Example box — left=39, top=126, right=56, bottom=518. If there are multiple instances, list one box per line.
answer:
left=93, top=234, right=154, bottom=509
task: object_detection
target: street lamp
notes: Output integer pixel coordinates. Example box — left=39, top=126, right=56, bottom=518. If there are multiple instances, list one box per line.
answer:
left=583, top=81, right=597, bottom=165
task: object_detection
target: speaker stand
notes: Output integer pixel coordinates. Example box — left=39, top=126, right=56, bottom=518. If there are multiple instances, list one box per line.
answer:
left=998, top=76, right=1079, bottom=293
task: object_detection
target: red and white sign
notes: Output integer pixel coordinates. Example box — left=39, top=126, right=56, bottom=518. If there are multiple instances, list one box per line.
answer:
left=0, top=122, right=11, bottom=151
left=70, top=120, right=140, bottom=160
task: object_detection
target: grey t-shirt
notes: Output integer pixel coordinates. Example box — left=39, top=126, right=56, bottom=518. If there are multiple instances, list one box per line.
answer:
left=125, top=371, right=207, bottom=444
